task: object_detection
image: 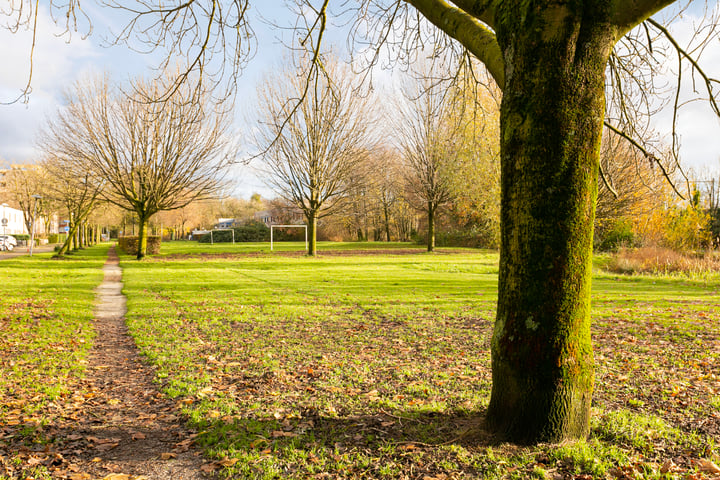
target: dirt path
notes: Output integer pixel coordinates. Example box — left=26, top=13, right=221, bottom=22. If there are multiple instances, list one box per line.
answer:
left=62, top=247, right=211, bottom=479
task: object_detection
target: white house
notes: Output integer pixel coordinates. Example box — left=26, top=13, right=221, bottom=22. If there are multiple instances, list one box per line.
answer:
left=1, top=203, right=27, bottom=236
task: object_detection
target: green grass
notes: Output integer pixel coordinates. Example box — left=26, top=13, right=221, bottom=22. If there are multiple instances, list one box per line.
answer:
left=0, top=246, right=107, bottom=407
left=0, top=245, right=108, bottom=479
left=1, top=241, right=717, bottom=479
left=155, top=239, right=438, bottom=256
left=115, top=241, right=720, bottom=479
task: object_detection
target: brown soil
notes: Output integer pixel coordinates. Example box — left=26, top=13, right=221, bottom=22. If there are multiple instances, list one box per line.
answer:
left=39, top=247, right=213, bottom=480
left=155, top=247, right=475, bottom=262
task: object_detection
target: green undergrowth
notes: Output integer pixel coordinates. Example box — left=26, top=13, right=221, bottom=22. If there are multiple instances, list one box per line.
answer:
left=117, top=243, right=719, bottom=479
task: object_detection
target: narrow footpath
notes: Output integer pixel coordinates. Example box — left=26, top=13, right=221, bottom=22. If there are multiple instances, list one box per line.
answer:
left=64, top=246, right=210, bottom=479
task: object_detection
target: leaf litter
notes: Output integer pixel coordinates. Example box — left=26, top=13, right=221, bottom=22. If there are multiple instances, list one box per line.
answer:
left=0, top=248, right=212, bottom=479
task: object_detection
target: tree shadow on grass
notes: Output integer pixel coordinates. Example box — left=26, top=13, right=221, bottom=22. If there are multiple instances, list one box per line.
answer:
left=195, top=408, right=502, bottom=478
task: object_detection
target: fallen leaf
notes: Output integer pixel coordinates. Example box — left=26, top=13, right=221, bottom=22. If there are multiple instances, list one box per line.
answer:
left=101, top=475, right=131, bottom=480
left=696, top=459, right=720, bottom=474
left=660, top=459, right=675, bottom=474
left=200, top=463, right=218, bottom=473
left=219, top=458, right=240, bottom=467
left=69, top=474, right=92, bottom=480
left=95, top=442, right=120, bottom=451
left=26, top=456, right=45, bottom=466
left=132, top=432, right=146, bottom=440
left=160, top=452, right=176, bottom=460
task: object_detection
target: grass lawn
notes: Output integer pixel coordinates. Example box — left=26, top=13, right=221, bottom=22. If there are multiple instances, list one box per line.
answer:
left=0, top=246, right=107, bottom=407
left=115, top=241, right=720, bottom=479
left=0, top=246, right=108, bottom=477
left=0, top=242, right=717, bottom=479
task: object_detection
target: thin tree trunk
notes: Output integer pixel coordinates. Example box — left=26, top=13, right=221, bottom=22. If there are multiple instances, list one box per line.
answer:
left=486, top=9, right=614, bottom=443
left=57, top=221, right=79, bottom=257
left=137, top=216, right=149, bottom=260
left=427, top=202, right=435, bottom=252
left=307, top=211, right=317, bottom=256
left=384, top=204, right=391, bottom=242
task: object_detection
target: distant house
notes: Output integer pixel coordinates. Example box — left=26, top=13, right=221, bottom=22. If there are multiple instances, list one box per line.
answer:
left=254, top=210, right=279, bottom=226
left=214, top=217, right=238, bottom=229
left=1, top=203, right=26, bottom=235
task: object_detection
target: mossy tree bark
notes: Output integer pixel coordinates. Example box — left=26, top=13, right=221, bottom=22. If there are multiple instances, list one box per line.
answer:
left=404, top=0, right=678, bottom=445
left=485, top=3, right=615, bottom=443
left=136, top=215, right=150, bottom=260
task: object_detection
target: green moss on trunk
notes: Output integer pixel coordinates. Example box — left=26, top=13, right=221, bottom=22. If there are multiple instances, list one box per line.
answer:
left=487, top=2, right=615, bottom=443
left=137, top=217, right=149, bottom=260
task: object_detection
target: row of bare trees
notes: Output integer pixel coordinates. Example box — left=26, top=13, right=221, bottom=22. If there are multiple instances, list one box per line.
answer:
left=254, top=55, right=502, bottom=255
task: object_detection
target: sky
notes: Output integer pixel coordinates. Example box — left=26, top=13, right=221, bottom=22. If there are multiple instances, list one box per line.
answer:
left=1, top=1, right=719, bottom=199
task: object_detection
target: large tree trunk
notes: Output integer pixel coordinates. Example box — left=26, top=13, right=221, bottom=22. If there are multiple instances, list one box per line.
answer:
left=486, top=6, right=614, bottom=444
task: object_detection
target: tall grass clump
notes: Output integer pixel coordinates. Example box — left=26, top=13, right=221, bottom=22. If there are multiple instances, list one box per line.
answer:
left=606, top=246, right=720, bottom=276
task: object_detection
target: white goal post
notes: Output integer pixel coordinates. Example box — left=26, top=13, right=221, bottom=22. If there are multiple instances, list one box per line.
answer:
left=270, top=224, right=308, bottom=252
left=209, top=228, right=235, bottom=245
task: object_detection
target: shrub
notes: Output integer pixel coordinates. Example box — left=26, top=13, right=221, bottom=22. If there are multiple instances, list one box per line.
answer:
left=117, top=236, right=161, bottom=255
left=596, top=218, right=635, bottom=252
left=47, top=234, right=66, bottom=244
left=663, top=204, right=712, bottom=251
left=434, top=226, right=499, bottom=249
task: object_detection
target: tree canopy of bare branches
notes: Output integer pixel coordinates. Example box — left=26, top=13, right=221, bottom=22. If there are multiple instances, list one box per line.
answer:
left=395, top=70, right=460, bottom=252
left=41, top=152, right=105, bottom=257
left=255, top=56, right=376, bottom=256
left=39, top=73, right=234, bottom=259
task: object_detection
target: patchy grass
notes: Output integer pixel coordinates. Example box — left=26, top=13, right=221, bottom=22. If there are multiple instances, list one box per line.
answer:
left=117, top=243, right=720, bottom=479
left=0, top=245, right=108, bottom=479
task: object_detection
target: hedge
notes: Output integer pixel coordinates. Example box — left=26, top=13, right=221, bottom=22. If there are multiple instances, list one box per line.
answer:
left=118, top=236, right=161, bottom=255
left=198, top=221, right=271, bottom=243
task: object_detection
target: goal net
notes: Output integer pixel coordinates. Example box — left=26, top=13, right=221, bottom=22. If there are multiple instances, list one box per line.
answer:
left=270, top=224, right=308, bottom=251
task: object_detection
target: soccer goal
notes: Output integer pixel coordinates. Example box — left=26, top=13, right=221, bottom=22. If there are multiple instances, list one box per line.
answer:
left=270, top=224, right=308, bottom=252
left=209, top=228, right=235, bottom=244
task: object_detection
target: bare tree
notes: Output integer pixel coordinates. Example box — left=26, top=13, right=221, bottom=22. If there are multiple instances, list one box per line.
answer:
left=595, top=130, right=673, bottom=245
left=367, top=147, right=404, bottom=242
left=395, top=70, right=464, bottom=252
left=39, top=74, right=233, bottom=259
left=3, top=165, right=46, bottom=236
left=255, top=57, right=376, bottom=256
left=41, top=155, right=104, bottom=257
